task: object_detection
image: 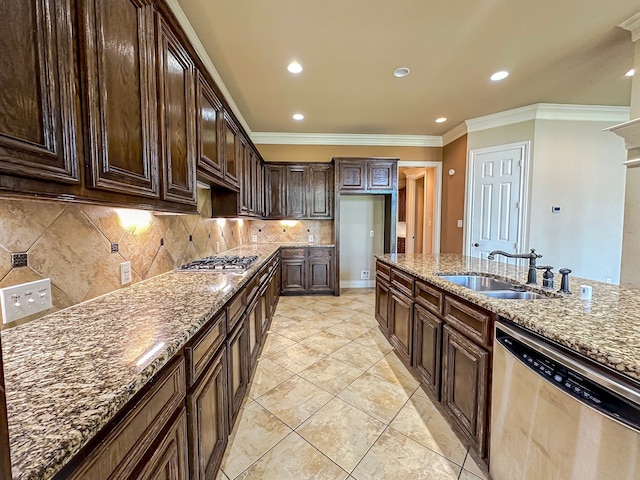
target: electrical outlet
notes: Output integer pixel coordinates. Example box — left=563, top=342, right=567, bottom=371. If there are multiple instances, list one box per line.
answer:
left=252, top=235, right=258, bottom=243
left=216, top=242, right=220, bottom=253
left=308, top=235, right=314, bottom=243
left=0, top=278, right=52, bottom=324
left=120, top=261, right=132, bottom=285
left=370, top=230, right=374, bottom=237
left=606, top=278, right=613, bottom=283
left=457, top=220, right=463, bottom=228
left=360, top=270, right=370, bottom=280
left=11, top=253, right=28, bottom=268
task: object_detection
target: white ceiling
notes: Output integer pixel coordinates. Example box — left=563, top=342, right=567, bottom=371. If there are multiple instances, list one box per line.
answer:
left=176, top=0, right=638, bottom=136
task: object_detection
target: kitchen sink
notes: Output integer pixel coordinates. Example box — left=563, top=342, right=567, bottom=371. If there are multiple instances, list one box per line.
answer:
left=438, top=275, right=515, bottom=291
left=480, top=290, right=547, bottom=300
left=438, top=274, right=559, bottom=300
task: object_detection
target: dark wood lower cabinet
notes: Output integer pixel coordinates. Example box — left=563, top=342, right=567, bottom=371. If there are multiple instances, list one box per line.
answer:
left=187, top=346, right=227, bottom=480
left=375, top=278, right=390, bottom=333
left=247, top=297, right=262, bottom=372
left=227, top=317, right=249, bottom=425
left=442, top=325, right=489, bottom=457
left=388, top=289, right=413, bottom=366
left=281, top=247, right=335, bottom=295
left=135, top=408, right=188, bottom=480
left=413, top=305, right=442, bottom=400
left=281, top=258, right=306, bottom=293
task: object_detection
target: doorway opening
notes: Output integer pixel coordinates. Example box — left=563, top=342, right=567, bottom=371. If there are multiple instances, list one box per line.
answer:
left=397, top=162, right=442, bottom=254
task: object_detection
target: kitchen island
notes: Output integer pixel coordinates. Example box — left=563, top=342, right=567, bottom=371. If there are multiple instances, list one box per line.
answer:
left=377, top=253, right=640, bottom=381
left=0, top=243, right=331, bottom=479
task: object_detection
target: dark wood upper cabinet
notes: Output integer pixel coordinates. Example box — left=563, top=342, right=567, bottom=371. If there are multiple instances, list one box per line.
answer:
left=286, top=166, right=307, bottom=218
left=336, top=158, right=397, bottom=193
left=0, top=0, right=80, bottom=185
left=308, top=164, right=333, bottom=218
left=265, top=165, right=285, bottom=218
left=196, top=73, right=223, bottom=181
left=81, top=0, right=160, bottom=198
left=222, top=112, right=240, bottom=188
left=367, top=161, right=395, bottom=190
left=157, top=18, right=197, bottom=206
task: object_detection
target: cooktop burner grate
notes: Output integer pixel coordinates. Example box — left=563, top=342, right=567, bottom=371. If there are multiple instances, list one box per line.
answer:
left=179, top=255, right=259, bottom=272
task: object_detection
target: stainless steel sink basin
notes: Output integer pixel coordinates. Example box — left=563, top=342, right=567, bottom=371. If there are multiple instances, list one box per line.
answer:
left=438, top=275, right=515, bottom=291
left=480, top=290, right=547, bottom=300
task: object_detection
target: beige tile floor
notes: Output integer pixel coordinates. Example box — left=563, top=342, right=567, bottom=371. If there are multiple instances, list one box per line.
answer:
left=218, top=289, right=489, bottom=480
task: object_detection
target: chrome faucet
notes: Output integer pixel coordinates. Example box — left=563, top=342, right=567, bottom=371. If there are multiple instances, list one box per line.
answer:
left=487, top=248, right=542, bottom=285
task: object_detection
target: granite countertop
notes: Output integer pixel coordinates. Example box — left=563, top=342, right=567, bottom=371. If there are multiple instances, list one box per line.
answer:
left=2, top=244, right=280, bottom=480
left=377, top=253, right=640, bottom=383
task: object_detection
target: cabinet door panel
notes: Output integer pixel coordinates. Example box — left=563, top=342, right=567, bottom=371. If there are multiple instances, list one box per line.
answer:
left=222, top=113, right=239, bottom=187
left=338, top=162, right=365, bottom=191
left=308, top=257, right=333, bottom=293
left=388, top=289, right=413, bottom=366
left=135, top=408, right=188, bottom=480
left=375, top=278, right=390, bottom=334
left=247, top=298, right=262, bottom=371
left=0, top=0, right=80, bottom=184
left=413, top=305, right=442, bottom=399
left=82, top=0, right=159, bottom=197
left=187, top=347, right=227, bottom=480
left=286, top=166, right=307, bottom=217
left=308, top=164, right=333, bottom=218
left=196, top=74, right=222, bottom=180
left=367, top=161, right=394, bottom=190
left=442, top=325, right=489, bottom=456
left=227, top=320, right=248, bottom=425
left=158, top=21, right=196, bottom=205
left=281, top=259, right=306, bottom=293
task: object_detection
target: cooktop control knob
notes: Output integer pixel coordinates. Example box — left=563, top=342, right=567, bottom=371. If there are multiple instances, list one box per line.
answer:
left=554, top=374, right=563, bottom=383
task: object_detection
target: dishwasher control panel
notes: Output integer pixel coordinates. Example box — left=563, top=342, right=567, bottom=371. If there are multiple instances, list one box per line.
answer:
left=497, top=328, right=640, bottom=432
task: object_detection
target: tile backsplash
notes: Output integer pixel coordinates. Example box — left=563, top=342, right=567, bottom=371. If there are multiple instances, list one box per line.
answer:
left=249, top=219, right=333, bottom=244
left=0, top=190, right=249, bottom=328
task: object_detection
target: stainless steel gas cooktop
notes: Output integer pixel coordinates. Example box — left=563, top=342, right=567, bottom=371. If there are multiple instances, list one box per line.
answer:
left=179, top=255, right=258, bottom=272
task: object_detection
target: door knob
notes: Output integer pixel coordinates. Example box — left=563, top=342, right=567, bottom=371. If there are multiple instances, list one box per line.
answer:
left=473, top=243, right=480, bottom=247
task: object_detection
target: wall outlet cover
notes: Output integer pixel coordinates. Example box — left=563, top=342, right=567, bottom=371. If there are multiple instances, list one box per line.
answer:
left=360, top=270, right=370, bottom=280
left=0, top=278, right=52, bottom=324
left=308, top=235, right=314, bottom=243
left=252, top=235, right=258, bottom=243
left=120, top=261, right=132, bottom=285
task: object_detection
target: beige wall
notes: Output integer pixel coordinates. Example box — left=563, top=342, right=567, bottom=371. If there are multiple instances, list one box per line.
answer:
left=0, top=191, right=250, bottom=328
left=256, top=144, right=442, bottom=163
left=467, top=120, right=536, bottom=153
left=529, top=119, right=626, bottom=282
left=339, top=195, right=384, bottom=287
left=441, top=135, right=467, bottom=253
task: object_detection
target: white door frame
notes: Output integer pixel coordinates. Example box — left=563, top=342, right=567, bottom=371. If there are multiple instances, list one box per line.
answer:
left=398, top=161, right=442, bottom=254
left=464, top=141, right=531, bottom=257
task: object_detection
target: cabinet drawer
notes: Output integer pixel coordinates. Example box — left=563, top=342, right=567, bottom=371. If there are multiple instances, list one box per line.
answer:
left=281, top=248, right=306, bottom=259
left=376, top=261, right=391, bottom=282
left=390, top=268, right=414, bottom=298
left=414, top=279, right=443, bottom=316
left=68, top=357, right=186, bottom=480
left=185, top=311, right=226, bottom=387
left=227, top=291, right=246, bottom=331
left=443, top=296, right=492, bottom=346
left=308, top=247, right=332, bottom=258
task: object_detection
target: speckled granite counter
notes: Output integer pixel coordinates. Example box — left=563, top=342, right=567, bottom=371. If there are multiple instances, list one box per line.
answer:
left=377, top=253, right=640, bottom=383
left=1, top=244, right=291, bottom=480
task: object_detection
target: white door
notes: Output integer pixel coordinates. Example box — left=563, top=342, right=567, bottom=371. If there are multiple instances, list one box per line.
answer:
left=468, top=144, right=527, bottom=263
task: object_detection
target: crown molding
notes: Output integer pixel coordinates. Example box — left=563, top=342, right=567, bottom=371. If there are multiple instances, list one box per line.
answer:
left=165, top=0, right=252, bottom=135
left=442, top=123, right=468, bottom=145
left=466, top=104, right=630, bottom=133
left=619, top=12, right=640, bottom=42
left=250, top=132, right=443, bottom=147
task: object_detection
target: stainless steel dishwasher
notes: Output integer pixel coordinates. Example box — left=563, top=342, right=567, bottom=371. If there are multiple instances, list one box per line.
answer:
left=490, top=321, right=640, bottom=480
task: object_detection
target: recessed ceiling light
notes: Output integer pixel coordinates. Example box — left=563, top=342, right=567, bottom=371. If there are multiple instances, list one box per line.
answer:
left=625, top=68, right=635, bottom=77
left=435, top=117, right=447, bottom=123
left=287, top=62, right=303, bottom=74
left=292, top=113, right=304, bottom=121
left=393, top=67, right=411, bottom=78
left=490, top=70, right=509, bottom=81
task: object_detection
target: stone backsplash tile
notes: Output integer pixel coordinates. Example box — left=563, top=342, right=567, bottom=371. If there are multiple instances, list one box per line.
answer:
left=0, top=193, right=250, bottom=328
left=250, top=220, right=333, bottom=244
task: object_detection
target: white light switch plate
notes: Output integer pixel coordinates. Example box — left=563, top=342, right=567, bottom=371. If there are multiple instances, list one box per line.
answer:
left=308, top=235, right=314, bottom=243
left=0, top=278, right=52, bottom=324
left=120, top=261, right=132, bottom=285
left=252, top=235, right=258, bottom=243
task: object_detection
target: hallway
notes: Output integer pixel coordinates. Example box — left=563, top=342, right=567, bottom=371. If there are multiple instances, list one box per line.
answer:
left=218, top=289, right=488, bottom=479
